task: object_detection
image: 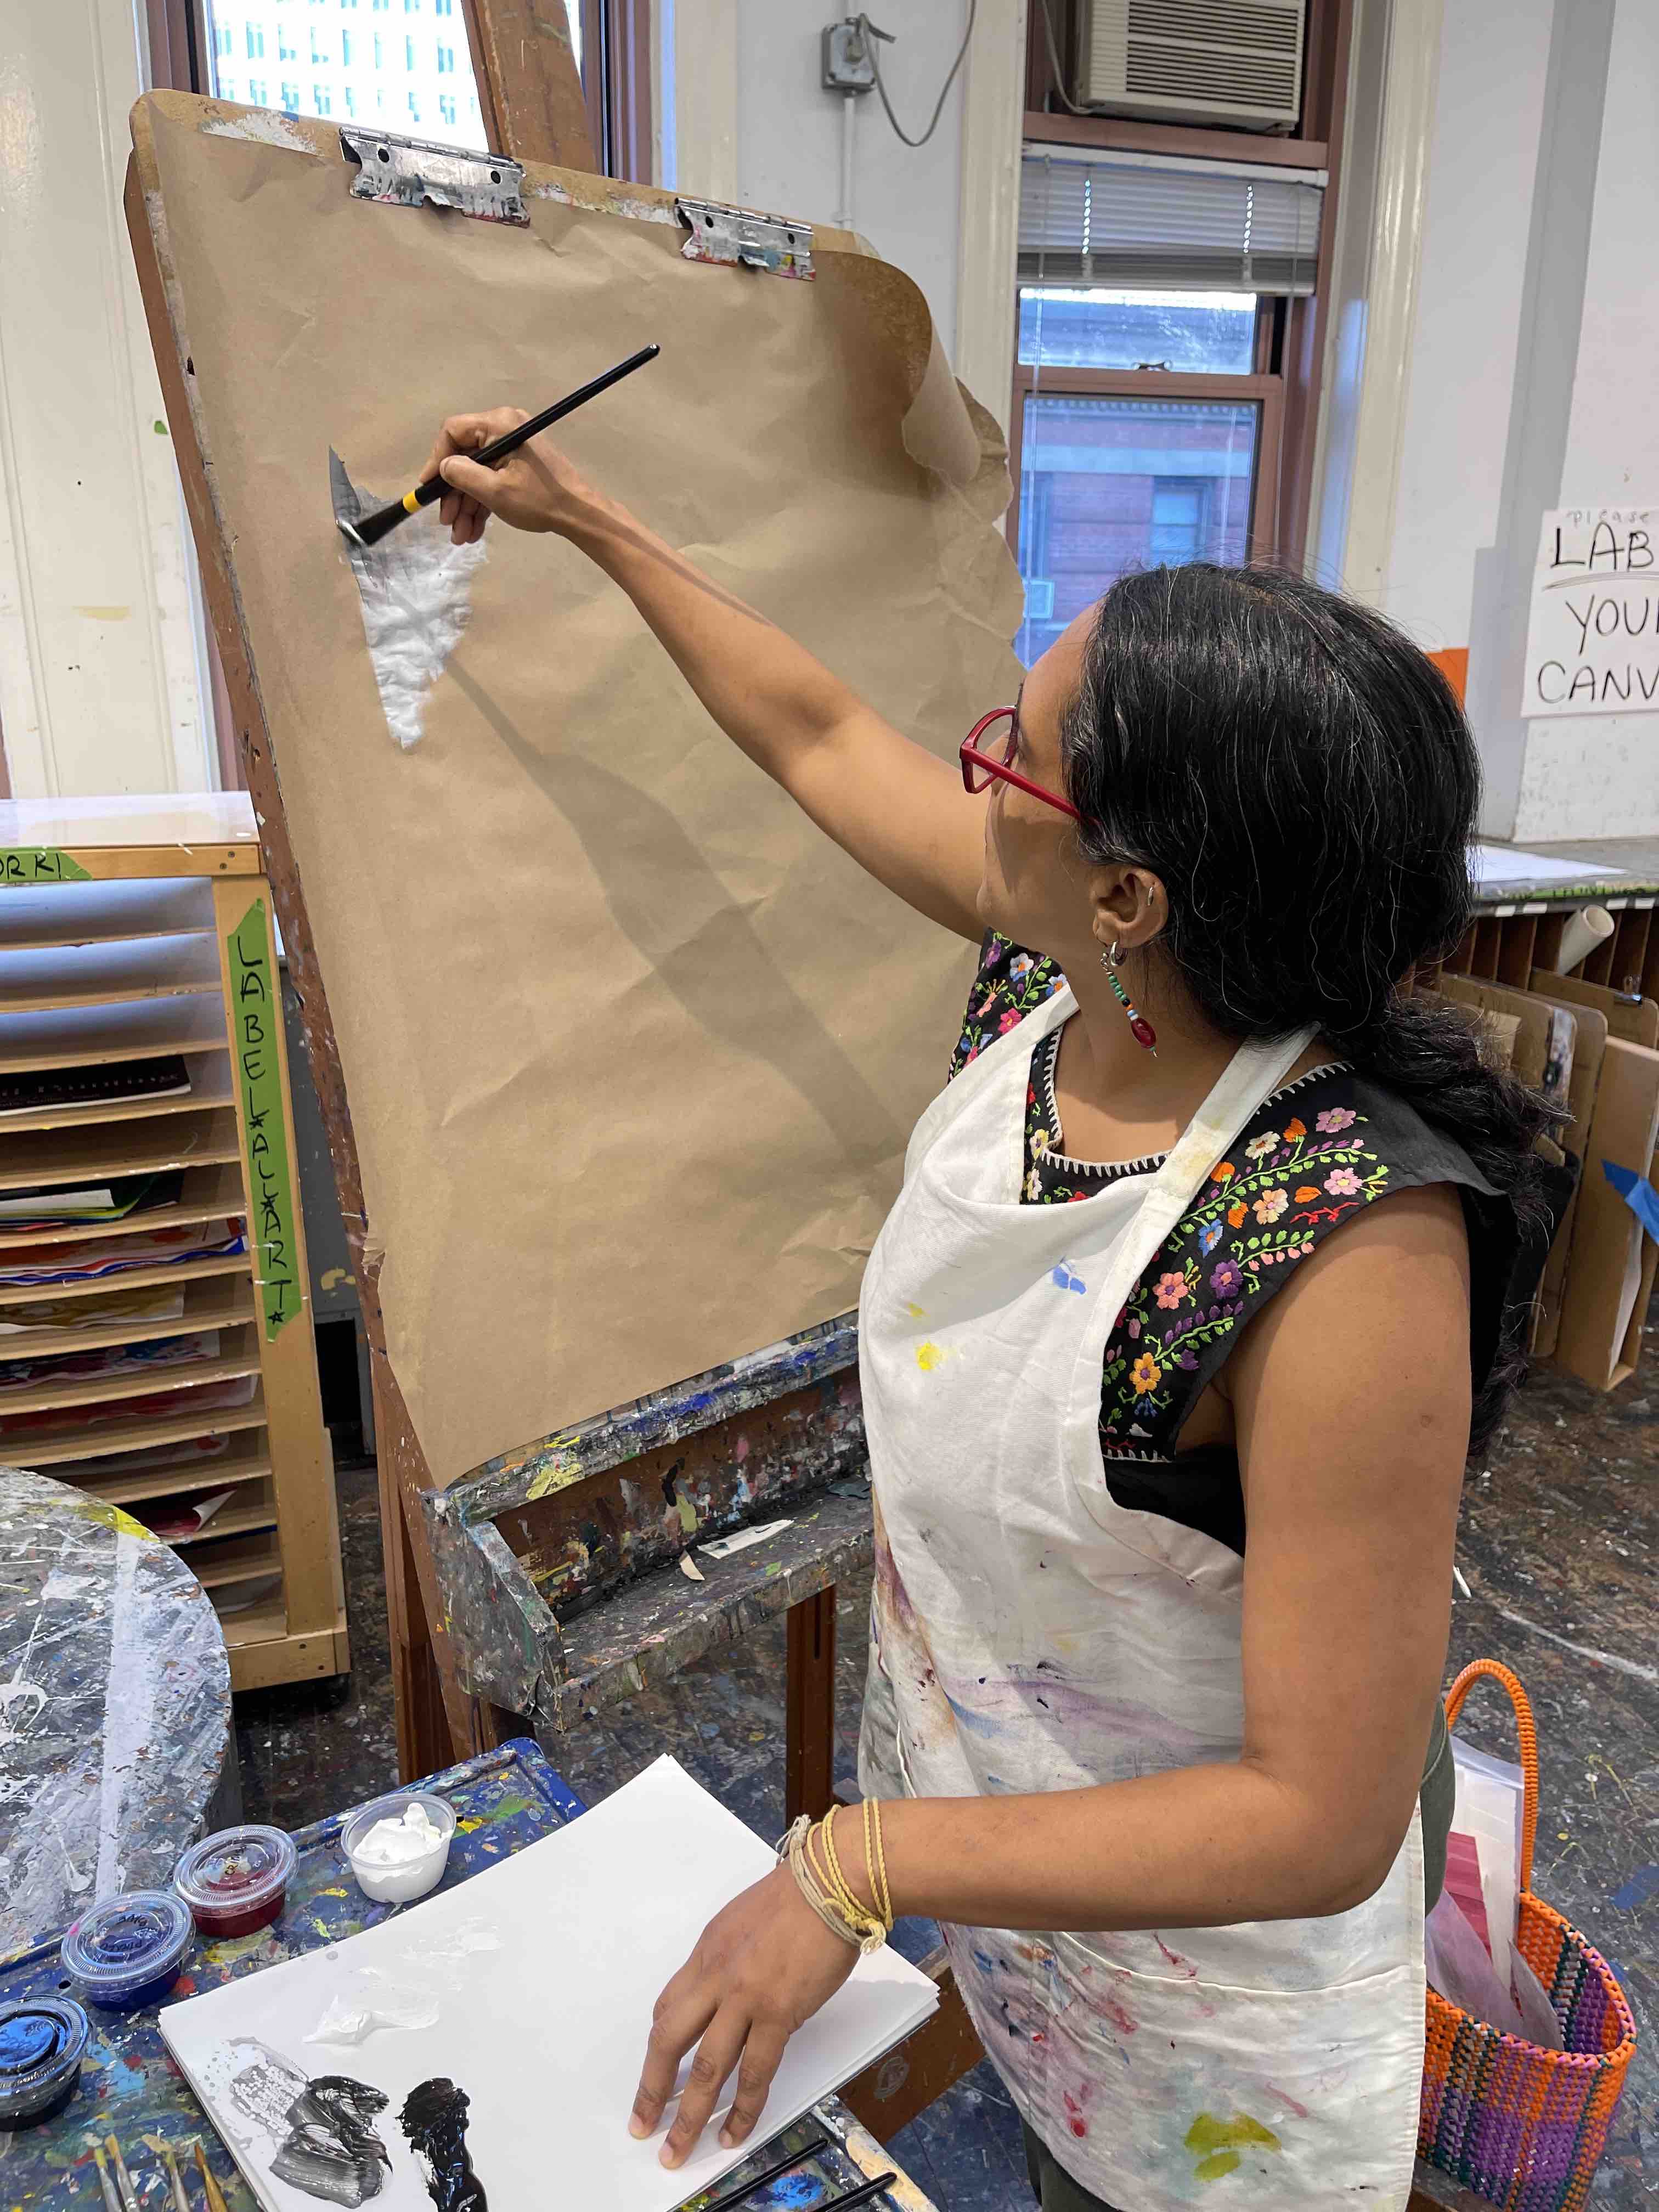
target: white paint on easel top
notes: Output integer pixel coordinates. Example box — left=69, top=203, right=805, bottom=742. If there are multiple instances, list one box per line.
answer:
left=159, top=1755, right=936, bottom=2212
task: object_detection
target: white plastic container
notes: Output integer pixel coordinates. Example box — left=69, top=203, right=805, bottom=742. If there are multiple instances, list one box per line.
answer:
left=339, top=1791, right=456, bottom=1904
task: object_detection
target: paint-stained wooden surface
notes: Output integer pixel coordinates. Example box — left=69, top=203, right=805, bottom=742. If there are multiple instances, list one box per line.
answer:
left=0, top=1736, right=934, bottom=2212
left=0, top=1471, right=230, bottom=1953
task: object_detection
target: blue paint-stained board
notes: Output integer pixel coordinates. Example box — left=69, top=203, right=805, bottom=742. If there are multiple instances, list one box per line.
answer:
left=0, top=1740, right=921, bottom=2211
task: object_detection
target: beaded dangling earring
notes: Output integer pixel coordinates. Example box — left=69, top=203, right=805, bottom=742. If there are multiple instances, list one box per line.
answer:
left=1102, top=941, right=1158, bottom=1054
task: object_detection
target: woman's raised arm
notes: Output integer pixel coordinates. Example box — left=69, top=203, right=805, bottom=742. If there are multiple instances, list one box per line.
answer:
left=428, top=409, right=990, bottom=940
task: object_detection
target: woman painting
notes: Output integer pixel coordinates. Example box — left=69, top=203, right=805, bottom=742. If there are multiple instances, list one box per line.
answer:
left=427, top=411, right=1544, bottom=2211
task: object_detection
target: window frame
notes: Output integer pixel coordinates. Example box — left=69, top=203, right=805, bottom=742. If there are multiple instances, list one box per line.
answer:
left=1010, top=365, right=1285, bottom=580
left=1020, top=0, right=1352, bottom=574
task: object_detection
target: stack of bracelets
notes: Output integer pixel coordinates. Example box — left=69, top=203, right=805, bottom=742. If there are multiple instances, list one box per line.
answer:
left=778, top=1802, right=894, bottom=1955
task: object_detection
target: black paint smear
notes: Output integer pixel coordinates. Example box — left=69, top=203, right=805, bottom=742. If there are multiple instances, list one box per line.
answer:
left=400, top=2078, right=488, bottom=2212
left=270, top=2075, right=393, bottom=2208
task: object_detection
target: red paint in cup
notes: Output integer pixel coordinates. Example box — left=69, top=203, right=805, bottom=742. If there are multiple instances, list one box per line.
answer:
left=173, top=1825, right=297, bottom=1938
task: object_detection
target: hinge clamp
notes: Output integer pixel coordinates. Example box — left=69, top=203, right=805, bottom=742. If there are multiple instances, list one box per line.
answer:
left=340, top=127, right=528, bottom=225
left=675, top=196, right=814, bottom=279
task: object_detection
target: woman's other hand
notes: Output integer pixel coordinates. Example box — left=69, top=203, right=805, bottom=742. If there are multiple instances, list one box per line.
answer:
left=630, top=1861, right=857, bottom=2169
left=421, top=409, right=599, bottom=544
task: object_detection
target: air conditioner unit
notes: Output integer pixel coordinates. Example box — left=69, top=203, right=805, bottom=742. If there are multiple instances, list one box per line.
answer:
left=1075, top=0, right=1306, bottom=133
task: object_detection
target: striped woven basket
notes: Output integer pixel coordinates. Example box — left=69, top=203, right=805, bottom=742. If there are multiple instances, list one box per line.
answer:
left=1418, top=1659, right=1637, bottom=2211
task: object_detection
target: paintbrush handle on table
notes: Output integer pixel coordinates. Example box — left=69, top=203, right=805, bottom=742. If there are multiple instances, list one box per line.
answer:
left=337, top=342, right=661, bottom=550
left=195, top=2140, right=232, bottom=2212
left=696, top=2129, right=832, bottom=2212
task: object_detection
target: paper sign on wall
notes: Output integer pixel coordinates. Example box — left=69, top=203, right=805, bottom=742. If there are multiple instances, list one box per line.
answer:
left=1523, top=504, right=1659, bottom=718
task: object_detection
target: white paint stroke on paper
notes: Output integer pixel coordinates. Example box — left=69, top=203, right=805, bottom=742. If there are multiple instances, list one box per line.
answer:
left=329, top=452, right=487, bottom=751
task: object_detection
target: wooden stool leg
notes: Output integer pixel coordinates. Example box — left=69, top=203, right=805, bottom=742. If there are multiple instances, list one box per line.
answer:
left=785, top=1587, right=838, bottom=1823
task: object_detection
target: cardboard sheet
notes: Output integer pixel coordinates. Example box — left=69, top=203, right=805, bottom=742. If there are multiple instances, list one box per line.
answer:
left=133, top=96, right=1022, bottom=1479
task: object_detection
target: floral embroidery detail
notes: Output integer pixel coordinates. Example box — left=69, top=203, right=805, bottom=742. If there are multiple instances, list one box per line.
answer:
left=953, top=935, right=1406, bottom=1463
left=949, top=931, right=1066, bottom=1078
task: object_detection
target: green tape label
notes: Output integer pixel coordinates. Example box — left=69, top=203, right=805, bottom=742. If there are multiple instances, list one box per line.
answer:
left=228, top=898, right=300, bottom=1339
left=0, top=849, right=90, bottom=885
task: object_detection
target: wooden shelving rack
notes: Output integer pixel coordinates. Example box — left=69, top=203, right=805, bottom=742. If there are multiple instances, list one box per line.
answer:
left=0, top=794, right=347, bottom=1691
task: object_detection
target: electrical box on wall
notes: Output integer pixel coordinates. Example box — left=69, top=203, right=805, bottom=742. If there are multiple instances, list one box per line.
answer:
left=1075, top=0, right=1306, bottom=133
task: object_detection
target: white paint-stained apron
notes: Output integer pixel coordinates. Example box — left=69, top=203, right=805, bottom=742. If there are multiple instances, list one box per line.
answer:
left=857, top=984, right=1425, bottom=2209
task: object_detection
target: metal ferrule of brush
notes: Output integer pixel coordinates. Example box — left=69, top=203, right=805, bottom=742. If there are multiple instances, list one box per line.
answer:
left=341, top=483, right=437, bottom=549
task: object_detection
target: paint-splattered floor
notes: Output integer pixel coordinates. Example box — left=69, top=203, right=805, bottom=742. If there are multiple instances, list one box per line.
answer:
left=235, top=1347, right=1659, bottom=2208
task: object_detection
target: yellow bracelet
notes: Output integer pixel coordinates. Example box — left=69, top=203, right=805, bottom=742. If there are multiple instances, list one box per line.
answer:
left=864, top=1797, right=894, bottom=1929
left=822, top=1806, right=888, bottom=1940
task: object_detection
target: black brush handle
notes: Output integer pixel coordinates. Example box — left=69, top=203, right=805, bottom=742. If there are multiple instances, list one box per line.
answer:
left=690, top=2130, right=832, bottom=2212
left=342, top=342, right=660, bottom=549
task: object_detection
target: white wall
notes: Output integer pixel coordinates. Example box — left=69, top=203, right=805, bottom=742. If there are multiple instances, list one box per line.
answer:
left=659, top=0, right=983, bottom=373
left=0, top=0, right=216, bottom=798
left=1381, top=0, right=1659, bottom=838
left=1513, top=0, right=1659, bottom=836
left=733, top=0, right=969, bottom=357
left=1382, top=0, right=1553, bottom=650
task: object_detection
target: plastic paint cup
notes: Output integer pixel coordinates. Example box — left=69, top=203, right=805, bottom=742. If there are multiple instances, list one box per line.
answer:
left=340, top=1791, right=456, bottom=1904
left=0, top=1999, right=89, bottom=2128
left=61, top=1892, right=193, bottom=2012
left=173, top=1824, right=297, bottom=1938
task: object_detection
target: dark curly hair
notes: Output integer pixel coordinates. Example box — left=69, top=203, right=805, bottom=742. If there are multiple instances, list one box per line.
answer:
left=1062, top=562, right=1551, bottom=1448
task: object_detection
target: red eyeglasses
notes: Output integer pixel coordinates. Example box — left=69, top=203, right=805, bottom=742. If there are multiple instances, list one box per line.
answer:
left=959, top=707, right=1082, bottom=822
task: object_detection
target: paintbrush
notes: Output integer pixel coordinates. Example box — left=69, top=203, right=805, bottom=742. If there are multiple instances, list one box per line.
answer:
left=819, top=2171, right=900, bottom=2211
left=337, top=342, right=661, bottom=550
left=696, top=2129, right=832, bottom=2212
left=195, top=2139, right=232, bottom=2212
left=103, top=2135, right=141, bottom=2212
left=88, top=2141, right=123, bottom=2212
left=159, top=2141, right=196, bottom=2212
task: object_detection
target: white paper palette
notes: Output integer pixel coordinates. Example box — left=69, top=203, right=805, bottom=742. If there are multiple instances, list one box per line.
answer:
left=160, top=1757, right=936, bottom=2212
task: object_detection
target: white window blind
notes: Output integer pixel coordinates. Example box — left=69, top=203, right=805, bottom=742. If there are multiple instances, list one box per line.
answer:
left=1019, top=146, right=1323, bottom=296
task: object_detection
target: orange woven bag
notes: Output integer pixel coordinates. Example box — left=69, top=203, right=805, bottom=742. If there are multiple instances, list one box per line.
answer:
left=1418, top=1659, right=1637, bottom=2210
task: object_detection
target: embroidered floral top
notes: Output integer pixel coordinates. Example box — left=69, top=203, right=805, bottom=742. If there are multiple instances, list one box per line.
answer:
left=952, top=933, right=1508, bottom=1555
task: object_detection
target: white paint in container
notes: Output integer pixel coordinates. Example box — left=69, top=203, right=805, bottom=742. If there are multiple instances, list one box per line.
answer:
left=340, top=1791, right=455, bottom=1904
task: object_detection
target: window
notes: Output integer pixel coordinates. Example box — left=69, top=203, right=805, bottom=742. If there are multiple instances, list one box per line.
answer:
left=373, top=0, right=389, bottom=10
left=1012, top=144, right=1314, bottom=661
left=204, top=0, right=489, bottom=150
left=434, top=0, right=453, bottom=12
left=1014, top=394, right=1262, bottom=659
